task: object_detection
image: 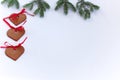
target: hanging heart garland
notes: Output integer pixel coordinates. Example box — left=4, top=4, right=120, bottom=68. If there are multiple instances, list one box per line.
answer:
left=3, top=9, right=34, bottom=41
left=0, top=9, right=33, bottom=61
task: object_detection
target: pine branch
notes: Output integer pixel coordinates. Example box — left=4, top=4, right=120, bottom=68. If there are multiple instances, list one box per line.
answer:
left=67, top=2, right=76, bottom=12
left=76, top=0, right=100, bottom=19
left=64, top=2, right=68, bottom=14
left=55, top=0, right=64, bottom=10
left=23, top=1, right=36, bottom=10
left=55, top=0, right=76, bottom=15
left=1, top=0, right=20, bottom=9
left=23, top=0, right=50, bottom=17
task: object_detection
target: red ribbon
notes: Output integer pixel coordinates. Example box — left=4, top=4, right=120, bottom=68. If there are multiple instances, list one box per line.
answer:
left=3, top=9, right=34, bottom=31
left=9, top=8, right=34, bottom=21
left=0, top=37, right=27, bottom=50
left=3, top=18, right=26, bottom=31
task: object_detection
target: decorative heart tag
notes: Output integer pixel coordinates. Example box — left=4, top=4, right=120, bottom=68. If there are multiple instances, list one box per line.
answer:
left=9, top=14, right=26, bottom=26
left=7, top=28, right=25, bottom=41
left=5, top=46, right=24, bottom=61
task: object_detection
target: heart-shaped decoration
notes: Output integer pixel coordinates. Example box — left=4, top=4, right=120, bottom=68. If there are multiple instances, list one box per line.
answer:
left=7, top=29, right=25, bottom=41
left=5, top=46, right=24, bottom=61
left=9, top=14, right=26, bottom=26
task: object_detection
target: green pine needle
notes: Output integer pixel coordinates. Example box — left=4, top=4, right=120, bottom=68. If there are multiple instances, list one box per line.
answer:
left=76, top=0, right=100, bottom=19
left=1, top=0, right=7, bottom=4
left=55, top=1, right=64, bottom=10
left=15, top=0, right=19, bottom=9
left=1, top=0, right=20, bottom=9
left=67, top=2, right=76, bottom=12
left=64, top=3, right=68, bottom=15
left=23, top=2, right=34, bottom=10
left=8, top=0, right=14, bottom=7
left=55, top=0, right=76, bottom=15
left=39, top=8, right=44, bottom=17
left=34, top=8, right=40, bottom=15
left=43, top=2, right=50, bottom=9
left=24, top=0, right=50, bottom=17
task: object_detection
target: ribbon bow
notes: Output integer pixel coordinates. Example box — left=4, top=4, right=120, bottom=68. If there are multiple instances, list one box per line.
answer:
left=3, top=9, right=34, bottom=31
left=9, top=9, right=34, bottom=20
left=0, top=37, right=27, bottom=50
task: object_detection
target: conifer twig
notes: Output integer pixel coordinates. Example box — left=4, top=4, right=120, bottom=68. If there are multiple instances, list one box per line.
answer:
left=1, top=0, right=19, bottom=9
left=55, top=0, right=76, bottom=15
left=76, top=0, right=99, bottom=19
left=23, top=0, right=50, bottom=17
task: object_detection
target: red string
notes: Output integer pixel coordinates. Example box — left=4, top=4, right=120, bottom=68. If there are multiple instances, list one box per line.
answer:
left=9, top=8, right=34, bottom=20
left=3, top=9, right=34, bottom=31
left=0, top=37, right=27, bottom=50
left=3, top=18, right=26, bottom=31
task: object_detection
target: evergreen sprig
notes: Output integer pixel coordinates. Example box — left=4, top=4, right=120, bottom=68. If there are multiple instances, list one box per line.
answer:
left=76, top=0, right=99, bottom=19
left=55, top=0, right=76, bottom=15
left=23, top=0, right=50, bottom=17
left=1, top=0, right=19, bottom=9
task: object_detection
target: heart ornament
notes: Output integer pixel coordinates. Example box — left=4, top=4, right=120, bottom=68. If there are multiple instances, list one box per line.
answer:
left=5, top=46, right=24, bottom=61
left=7, top=28, right=25, bottom=41
left=9, top=14, right=26, bottom=26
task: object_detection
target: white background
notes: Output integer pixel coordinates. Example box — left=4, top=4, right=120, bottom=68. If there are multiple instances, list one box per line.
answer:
left=0, top=0, right=120, bottom=80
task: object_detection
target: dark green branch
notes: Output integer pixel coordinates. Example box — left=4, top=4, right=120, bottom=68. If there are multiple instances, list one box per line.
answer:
left=55, top=0, right=76, bottom=15
left=76, top=0, right=100, bottom=19
left=1, top=0, right=20, bottom=9
left=23, top=0, right=50, bottom=17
